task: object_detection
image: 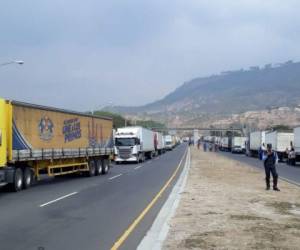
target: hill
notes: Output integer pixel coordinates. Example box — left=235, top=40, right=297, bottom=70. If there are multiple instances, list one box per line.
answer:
left=106, top=61, right=300, bottom=128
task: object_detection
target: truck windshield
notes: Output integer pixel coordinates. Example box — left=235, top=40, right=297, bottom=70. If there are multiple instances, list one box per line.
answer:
left=115, top=138, right=137, bottom=146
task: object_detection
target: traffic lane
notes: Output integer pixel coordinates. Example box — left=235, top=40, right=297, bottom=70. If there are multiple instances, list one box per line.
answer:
left=0, top=144, right=187, bottom=250
left=0, top=157, right=152, bottom=213
left=40, top=144, right=187, bottom=250
left=219, top=151, right=300, bottom=184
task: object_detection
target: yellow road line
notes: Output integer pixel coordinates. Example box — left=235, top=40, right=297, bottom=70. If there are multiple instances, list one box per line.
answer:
left=110, top=148, right=188, bottom=250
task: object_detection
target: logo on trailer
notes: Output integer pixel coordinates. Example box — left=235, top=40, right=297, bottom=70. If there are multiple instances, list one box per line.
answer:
left=63, top=118, right=81, bottom=142
left=38, top=116, right=54, bottom=141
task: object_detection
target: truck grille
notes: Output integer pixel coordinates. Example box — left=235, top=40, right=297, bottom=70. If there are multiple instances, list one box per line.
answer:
left=118, top=148, right=132, bottom=159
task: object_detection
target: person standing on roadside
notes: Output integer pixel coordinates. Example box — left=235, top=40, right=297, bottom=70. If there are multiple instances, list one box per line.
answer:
left=263, top=144, right=280, bottom=191
left=197, top=139, right=201, bottom=150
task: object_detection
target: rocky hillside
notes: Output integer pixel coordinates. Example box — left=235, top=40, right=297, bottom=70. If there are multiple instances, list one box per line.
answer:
left=107, top=61, right=300, bottom=128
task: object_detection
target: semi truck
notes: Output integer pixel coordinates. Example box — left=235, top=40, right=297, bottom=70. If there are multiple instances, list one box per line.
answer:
left=293, top=127, right=300, bottom=163
left=154, top=132, right=165, bottom=155
left=249, top=131, right=266, bottom=157
left=164, top=135, right=175, bottom=150
left=114, top=126, right=155, bottom=163
left=231, top=137, right=247, bottom=153
left=220, top=137, right=230, bottom=151
left=265, top=131, right=294, bottom=161
left=0, top=99, right=113, bottom=192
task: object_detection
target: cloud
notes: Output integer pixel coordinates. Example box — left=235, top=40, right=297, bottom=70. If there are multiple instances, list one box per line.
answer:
left=0, top=0, right=300, bottom=110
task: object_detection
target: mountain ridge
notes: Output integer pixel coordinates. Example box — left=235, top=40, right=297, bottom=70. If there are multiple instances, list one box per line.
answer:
left=107, top=61, right=300, bottom=126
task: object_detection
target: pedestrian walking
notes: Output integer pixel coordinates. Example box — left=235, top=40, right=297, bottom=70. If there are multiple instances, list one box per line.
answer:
left=263, top=144, right=280, bottom=191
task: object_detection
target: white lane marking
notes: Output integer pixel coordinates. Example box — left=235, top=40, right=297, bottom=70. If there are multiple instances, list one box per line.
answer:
left=39, top=192, right=78, bottom=207
left=134, top=165, right=144, bottom=170
left=109, top=174, right=123, bottom=180
left=147, top=160, right=152, bottom=164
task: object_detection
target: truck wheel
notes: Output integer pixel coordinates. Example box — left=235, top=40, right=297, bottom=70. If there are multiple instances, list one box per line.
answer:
left=101, top=159, right=110, bottom=175
left=138, top=154, right=142, bottom=163
left=88, top=160, right=96, bottom=177
left=23, top=167, right=32, bottom=189
left=9, top=168, right=23, bottom=192
left=142, top=153, right=146, bottom=162
left=95, top=160, right=102, bottom=176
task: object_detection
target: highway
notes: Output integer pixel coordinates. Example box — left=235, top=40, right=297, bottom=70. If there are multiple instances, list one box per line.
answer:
left=0, top=144, right=188, bottom=250
left=219, top=151, right=300, bottom=185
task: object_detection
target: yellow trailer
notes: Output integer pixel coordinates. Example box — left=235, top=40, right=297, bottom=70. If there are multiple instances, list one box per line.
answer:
left=0, top=99, right=113, bottom=191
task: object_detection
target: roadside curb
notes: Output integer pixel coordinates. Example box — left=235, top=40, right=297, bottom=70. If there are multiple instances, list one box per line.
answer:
left=279, top=176, right=300, bottom=187
left=137, top=147, right=191, bottom=250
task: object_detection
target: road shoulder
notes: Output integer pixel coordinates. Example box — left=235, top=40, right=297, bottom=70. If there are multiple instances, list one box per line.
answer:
left=138, top=147, right=191, bottom=250
left=163, top=147, right=300, bottom=250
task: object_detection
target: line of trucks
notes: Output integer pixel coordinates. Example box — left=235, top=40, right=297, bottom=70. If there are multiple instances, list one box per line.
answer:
left=0, top=98, right=179, bottom=192
left=203, top=129, right=297, bottom=162
left=114, top=127, right=179, bottom=164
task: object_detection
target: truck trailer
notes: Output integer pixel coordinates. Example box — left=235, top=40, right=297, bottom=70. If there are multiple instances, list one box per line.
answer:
left=220, top=137, right=230, bottom=151
left=164, top=135, right=175, bottom=150
left=114, top=126, right=155, bottom=163
left=231, top=137, right=247, bottom=153
left=0, top=99, right=113, bottom=191
left=292, top=127, right=300, bottom=163
left=265, top=131, right=294, bottom=161
left=154, top=132, right=165, bottom=155
left=249, top=131, right=266, bottom=157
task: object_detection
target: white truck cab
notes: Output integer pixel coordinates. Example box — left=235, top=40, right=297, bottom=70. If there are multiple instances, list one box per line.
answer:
left=114, top=127, right=155, bottom=163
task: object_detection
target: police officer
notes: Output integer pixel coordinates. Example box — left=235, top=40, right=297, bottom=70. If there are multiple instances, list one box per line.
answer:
left=263, top=144, right=280, bottom=191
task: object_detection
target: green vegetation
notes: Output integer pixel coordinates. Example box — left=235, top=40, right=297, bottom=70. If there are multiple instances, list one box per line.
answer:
left=93, top=111, right=127, bottom=129
left=92, top=110, right=166, bottom=130
left=134, top=119, right=166, bottom=129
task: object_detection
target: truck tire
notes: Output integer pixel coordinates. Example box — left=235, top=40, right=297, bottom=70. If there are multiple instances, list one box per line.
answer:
left=101, top=159, right=110, bottom=175
left=140, top=153, right=145, bottom=162
left=88, top=160, right=96, bottom=177
left=9, top=168, right=23, bottom=192
left=23, top=167, right=33, bottom=189
left=95, top=159, right=102, bottom=176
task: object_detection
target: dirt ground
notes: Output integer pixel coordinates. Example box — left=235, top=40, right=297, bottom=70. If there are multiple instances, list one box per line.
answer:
left=163, top=147, right=300, bottom=250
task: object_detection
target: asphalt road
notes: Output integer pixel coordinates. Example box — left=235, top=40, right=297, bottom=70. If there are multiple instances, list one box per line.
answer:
left=218, top=150, right=300, bottom=185
left=0, top=144, right=187, bottom=250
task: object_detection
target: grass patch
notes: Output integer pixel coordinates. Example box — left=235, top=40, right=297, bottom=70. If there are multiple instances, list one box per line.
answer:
left=284, top=223, right=300, bottom=230
left=230, top=214, right=270, bottom=221
left=183, top=231, right=224, bottom=249
left=266, top=202, right=300, bottom=215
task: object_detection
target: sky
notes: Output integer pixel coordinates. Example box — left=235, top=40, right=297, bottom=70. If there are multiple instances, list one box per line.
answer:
left=1, top=0, right=300, bottom=111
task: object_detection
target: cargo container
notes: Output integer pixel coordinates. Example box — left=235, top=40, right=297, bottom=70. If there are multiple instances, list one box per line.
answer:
left=249, top=131, right=266, bottom=157
left=164, top=135, right=175, bottom=150
left=231, top=137, right=247, bottom=153
left=291, top=127, right=300, bottom=163
left=220, top=137, right=230, bottom=151
left=0, top=99, right=113, bottom=191
left=265, top=131, right=294, bottom=161
left=294, top=127, right=300, bottom=152
left=114, top=126, right=155, bottom=163
left=154, top=132, right=165, bottom=155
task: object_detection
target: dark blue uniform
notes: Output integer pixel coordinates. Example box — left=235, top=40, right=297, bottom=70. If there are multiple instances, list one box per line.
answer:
left=263, top=151, right=280, bottom=191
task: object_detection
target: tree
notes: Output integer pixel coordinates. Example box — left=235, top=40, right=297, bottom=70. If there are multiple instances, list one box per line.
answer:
left=93, top=111, right=127, bottom=129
